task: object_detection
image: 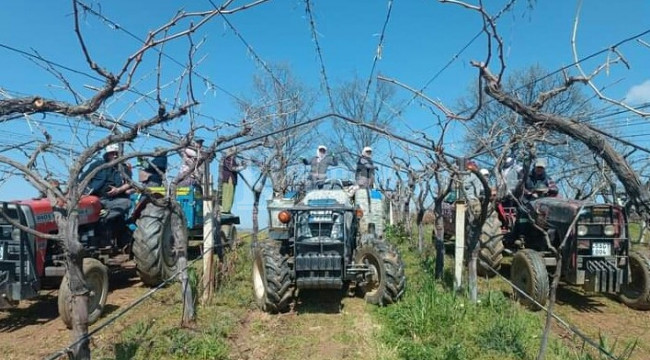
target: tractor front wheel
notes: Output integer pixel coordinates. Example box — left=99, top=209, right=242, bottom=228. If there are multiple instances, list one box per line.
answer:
left=511, top=249, right=549, bottom=310
left=354, top=239, right=406, bottom=306
left=58, top=258, right=109, bottom=329
left=252, top=241, right=293, bottom=313
left=619, top=251, right=650, bottom=310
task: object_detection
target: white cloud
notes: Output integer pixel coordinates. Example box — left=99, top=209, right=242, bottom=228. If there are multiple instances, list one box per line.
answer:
left=624, top=80, right=650, bottom=104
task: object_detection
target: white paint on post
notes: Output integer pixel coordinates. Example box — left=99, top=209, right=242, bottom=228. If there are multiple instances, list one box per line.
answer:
left=454, top=201, right=466, bottom=291
left=202, top=169, right=215, bottom=303
left=203, top=199, right=214, bottom=265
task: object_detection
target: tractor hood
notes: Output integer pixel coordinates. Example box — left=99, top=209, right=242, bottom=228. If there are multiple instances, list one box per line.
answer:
left=299, top=189, right=352, bottom=207
left=531, top=197, right=623, bottom=226
left=16, top=196, right=102, bottom=230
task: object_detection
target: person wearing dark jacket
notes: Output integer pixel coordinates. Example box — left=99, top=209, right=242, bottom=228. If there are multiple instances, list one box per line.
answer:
left=524, top=158, right=558, bottom=198
left=302, top=145, right=338, bottom=187
left=355, top=146, right=377, bottom=188
left=220, top=147, right=246, bottom=214
left=138, top=151, right=167, bottom=187
left=82, top=143, right=134, bottom=222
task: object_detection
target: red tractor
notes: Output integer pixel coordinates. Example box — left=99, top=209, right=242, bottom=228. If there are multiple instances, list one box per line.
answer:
left=445, top=185, right=650, bottom=310
left=0, top=191, right=181, bottom=328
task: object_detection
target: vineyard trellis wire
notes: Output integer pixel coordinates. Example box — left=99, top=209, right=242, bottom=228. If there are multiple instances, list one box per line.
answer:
left=44, top=227, right=268, bottom=360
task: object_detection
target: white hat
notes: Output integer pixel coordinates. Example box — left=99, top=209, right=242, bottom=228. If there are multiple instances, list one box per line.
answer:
left=534, top=158, right=546, bottom=168
left=105, top=143, right=120, bottom=154
left=362, top=146, right=372, bottom=154
left=480, top=168, right=489, bottom=176
left=318, top=145, right=327, bottom=151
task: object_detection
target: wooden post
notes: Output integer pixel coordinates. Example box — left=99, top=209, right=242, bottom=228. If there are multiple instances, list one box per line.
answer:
left=201, top=161, right=215, bottom=304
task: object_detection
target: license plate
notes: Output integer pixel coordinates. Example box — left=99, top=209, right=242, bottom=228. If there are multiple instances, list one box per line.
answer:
left=592, top=242, right=611, bottom=256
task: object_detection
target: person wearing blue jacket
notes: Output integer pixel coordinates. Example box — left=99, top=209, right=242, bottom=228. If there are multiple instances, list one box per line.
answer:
left=82, top=143, right=133, bottom=222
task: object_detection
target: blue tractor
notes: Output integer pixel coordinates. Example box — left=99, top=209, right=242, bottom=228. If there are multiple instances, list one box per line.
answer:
left=252, top=179, right=405, bottom=313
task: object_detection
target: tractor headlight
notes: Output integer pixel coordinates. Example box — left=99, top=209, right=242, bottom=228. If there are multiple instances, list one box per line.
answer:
left=278, top=210, right=292, bottom=224
left=603, top=224, right=615, bottom=236
left=577, top=225, right=588, bottom=237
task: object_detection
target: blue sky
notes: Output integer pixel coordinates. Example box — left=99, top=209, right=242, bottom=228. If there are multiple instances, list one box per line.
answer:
left=1, top=0, right=649, bottom=227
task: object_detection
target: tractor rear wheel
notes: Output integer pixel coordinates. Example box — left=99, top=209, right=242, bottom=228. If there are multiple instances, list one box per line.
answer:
left=511, top=249, right=549, bottom=310
left=133, top=202, right=178, bottom=286
left=355, top=239, right=406, bottom=305
left=58, top=258, right=109, bottom=329
left=619, top=251, right=650, bottom=310
left=252, top=241, right=293, bottom=313
left=477, top=211, right=505, bottom=277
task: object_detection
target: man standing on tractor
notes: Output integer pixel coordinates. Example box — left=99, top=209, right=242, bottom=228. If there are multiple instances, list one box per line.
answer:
left=82, top=143, right=134, bottom=245
left=177, top=138, right=208, bottom=187
left=499, top=156, right=523, bottom=201
left=220, top=147, right=247, bottom=214
left=356, top=146, right=378, bottom=189
left=302, top=145, right=338, bottom=188
left=524, top=158, right=558, bottom=199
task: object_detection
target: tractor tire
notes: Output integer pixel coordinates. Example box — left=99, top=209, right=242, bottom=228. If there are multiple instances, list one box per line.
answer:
left=220, top=224, right=238, bottom=250
left=477, top=211, right=505, bottom=277
left=132, top=202, right=178, bottom=286
left=229, top=225, right=238, bottom=247
left=355, top=239, right=406, bottom=306
left=619, top=251, right=650, bottom=310
left=58, top=258, right=109, bottom=329
left=511, top=249, right=549, bottom=311
left=252, top=241, right=293, bottom=313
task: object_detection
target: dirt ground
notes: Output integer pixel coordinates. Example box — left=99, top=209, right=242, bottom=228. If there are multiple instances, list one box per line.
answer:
left=228, top=290, right=385, bottom=360
left=495, top=257, right=650, bottom=360
left=0, top=271, right=147, bottom=360
left=2, top=261, right=650, bottom=360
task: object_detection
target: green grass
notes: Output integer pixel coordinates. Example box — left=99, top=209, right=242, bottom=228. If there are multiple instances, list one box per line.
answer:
left=94, top=240, right=255, bottom=360
left=374, top=227, right=608, bottom=360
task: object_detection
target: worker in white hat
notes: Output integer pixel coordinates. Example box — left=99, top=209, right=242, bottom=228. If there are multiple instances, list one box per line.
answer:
left=80, top=142, right=134, bottom=245
left=302, top=145, right=338, bottom=187
left=524, top=158, right=558, bottom=198
left=355, top=146, right=377, bottom=188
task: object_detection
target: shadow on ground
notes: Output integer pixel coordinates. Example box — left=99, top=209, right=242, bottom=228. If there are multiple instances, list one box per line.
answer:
left=294, top=290, right=346, bottom=314
left=0, top=269, right=141, bottom=333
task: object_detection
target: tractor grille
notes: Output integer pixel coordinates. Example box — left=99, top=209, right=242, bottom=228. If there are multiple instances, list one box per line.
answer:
left=577, top=206, right=614, bottom=237
left=309, top=223, right=333, bottom=238
left=296, top=210, right=344, bottom=241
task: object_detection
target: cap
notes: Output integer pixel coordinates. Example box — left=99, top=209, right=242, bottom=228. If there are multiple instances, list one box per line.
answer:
left=534, top=158, right=547, bottom=168
left=318, top=145, right=327, bottom=151
left=105, top=143, right=120, bottom=154
left=480, top=168, right=490, bottom=177
left=363, top=146, right=372, bottom=154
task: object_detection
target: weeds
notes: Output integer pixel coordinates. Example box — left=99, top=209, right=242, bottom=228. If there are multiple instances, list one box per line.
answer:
left=375, top=230, right=641, bottom=360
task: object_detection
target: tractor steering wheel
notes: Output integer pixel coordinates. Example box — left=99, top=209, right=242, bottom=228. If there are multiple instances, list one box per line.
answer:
left=321, top=179, right=344, bottom=190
